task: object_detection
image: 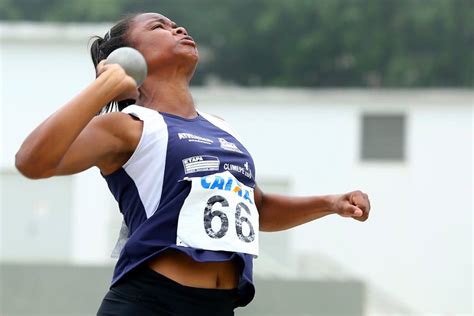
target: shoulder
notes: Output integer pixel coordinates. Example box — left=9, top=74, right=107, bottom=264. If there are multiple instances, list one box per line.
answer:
left=93, top=112, right=144, bottom=174
left=198, top=110, right=243, bottom=142
left=208, top=113, right=225, bottom=121
left=91, top=112, right=143, bottom=151
left=197, top=110, right=225, bottom=122
left=198, top=110, right=230, bottom=127
left=91, top=111, right=142, bottom=134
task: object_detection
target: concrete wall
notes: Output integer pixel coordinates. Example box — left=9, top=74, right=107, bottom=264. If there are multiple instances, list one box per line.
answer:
left=0, top=263, right=365, bottom=316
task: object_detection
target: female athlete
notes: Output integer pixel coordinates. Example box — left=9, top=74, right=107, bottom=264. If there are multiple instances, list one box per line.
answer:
left=15, top=12, right=370, bottom=316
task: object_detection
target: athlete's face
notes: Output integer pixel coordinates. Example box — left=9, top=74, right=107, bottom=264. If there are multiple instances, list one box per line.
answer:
left=127, top=13, right=199, bottom=78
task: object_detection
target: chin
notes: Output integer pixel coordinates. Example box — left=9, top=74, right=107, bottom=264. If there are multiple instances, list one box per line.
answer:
left=185, top=47, right=199, bottom=60
left=181, top=50, right=199, bottom=64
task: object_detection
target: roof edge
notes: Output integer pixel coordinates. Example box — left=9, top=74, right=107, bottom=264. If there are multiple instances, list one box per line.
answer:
left=0, top=22, right=113, bottom=42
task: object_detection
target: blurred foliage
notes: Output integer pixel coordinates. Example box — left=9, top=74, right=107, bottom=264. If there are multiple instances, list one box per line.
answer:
left=1, top=0, right=472, bottom=87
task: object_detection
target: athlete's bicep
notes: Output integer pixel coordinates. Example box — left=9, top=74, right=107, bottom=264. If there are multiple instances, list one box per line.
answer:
left=53, top=113, right=138, bottom=176
left=254, top=185, right=264, bottom=212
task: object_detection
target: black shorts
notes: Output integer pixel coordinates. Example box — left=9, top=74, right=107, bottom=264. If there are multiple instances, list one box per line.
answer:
left=96, top=264, right=239, bottom=316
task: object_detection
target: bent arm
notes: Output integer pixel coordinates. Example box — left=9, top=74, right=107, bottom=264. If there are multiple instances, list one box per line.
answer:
left=255, top=186, right=370, bottom=232
left=15, top=63, right=137, bottom=179
left=51, top=112, right=141, bottom=177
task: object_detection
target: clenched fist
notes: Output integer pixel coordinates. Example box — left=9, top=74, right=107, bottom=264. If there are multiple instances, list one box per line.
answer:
left=332, top=190, right=371, bottom=222
left=96, top=60, right=140, bottom=102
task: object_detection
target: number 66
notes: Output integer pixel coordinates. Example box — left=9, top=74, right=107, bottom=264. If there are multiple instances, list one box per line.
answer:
left=203, top=195, right=255, bottom=243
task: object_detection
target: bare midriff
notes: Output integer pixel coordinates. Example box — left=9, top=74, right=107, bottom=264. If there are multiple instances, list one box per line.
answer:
left=146, top=249, right=240, bottom=289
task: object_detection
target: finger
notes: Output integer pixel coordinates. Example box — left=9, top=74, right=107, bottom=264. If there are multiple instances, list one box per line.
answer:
left=96, top=59, right=108, bottom=76
left=131, top=87, right=140, bottom=100
left=341, top=205, right=363, bottom=218
left=351, top=192, right=369, bottom=213
left=364, top=193, right=371, bottom=213
left=353, top=214, right=368, bottom=222
left=351, top=205, right=363, bottom=217
left=353, top=205, right=369, bottom=222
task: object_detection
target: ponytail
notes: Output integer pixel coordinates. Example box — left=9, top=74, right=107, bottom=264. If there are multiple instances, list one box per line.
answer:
left=89, top=14, right=139, bottom=114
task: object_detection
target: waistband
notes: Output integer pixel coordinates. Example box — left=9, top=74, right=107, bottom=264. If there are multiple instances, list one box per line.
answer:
left=112, top=263, right=239, bottom=302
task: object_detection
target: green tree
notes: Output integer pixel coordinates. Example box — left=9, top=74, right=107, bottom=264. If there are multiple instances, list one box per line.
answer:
left=1, top=0, right=472, bottom=87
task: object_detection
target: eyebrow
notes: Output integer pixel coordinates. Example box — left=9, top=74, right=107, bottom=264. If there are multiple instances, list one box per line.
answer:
left=146, top=18, right=178, bottom=29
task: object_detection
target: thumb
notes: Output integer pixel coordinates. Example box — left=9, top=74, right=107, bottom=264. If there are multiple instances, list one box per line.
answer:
left=349, top=205, right=363, bottom=217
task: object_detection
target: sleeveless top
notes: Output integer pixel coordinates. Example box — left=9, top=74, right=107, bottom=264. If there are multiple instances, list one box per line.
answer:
left=102, top=105, right=259, bottom=306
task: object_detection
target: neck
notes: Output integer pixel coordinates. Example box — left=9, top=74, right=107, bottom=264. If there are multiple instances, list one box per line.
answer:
left=137, top=72, right=196, bottom=119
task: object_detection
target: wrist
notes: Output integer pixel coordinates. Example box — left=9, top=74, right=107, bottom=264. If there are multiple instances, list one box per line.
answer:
left=93, top=71, right=123, bottom=103
left=322, top=194, right=339, bottom=214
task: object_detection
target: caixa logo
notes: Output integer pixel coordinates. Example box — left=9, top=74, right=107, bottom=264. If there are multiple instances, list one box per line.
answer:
left=200, top=174, right=254, bottom=205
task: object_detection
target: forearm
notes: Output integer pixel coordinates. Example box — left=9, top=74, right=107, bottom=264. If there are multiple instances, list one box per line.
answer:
left=15, top=74, right=118, bottom=178
left=258, top=193, right=336, bottom=232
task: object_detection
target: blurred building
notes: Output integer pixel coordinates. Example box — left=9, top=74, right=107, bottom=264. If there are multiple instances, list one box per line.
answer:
left=1, top=22, right=472, bottom=316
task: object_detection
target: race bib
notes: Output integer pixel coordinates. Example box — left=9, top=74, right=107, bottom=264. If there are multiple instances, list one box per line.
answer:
left=176, top=171, right=259, bottom=257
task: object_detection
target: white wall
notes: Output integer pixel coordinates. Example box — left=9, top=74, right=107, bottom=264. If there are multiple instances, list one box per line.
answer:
left=1, top=24, right=472, bottom=314
left=1, top=40, right=117, bottom=264
left=197, top=96, right=473, bottom=314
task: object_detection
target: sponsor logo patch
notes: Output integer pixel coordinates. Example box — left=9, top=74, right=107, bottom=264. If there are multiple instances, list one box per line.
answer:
left=200, top=173, right=254, bottom=205
left=178, top=133, right=213, bottom=145
left=223, top=161, right=253, bottom=179
left=218, top=138, right=242, bottom=153
left=182, top=155, right=220, bottom=174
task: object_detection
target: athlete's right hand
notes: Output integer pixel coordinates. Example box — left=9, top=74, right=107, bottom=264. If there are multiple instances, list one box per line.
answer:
left=96, top=60, right=139, bottom=102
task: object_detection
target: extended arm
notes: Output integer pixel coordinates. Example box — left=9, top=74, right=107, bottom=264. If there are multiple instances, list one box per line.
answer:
left=255, top=186, right=370, bottom=232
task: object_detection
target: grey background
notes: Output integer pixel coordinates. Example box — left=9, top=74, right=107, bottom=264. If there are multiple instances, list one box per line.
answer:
left=0, top=263, right=365, bottom=316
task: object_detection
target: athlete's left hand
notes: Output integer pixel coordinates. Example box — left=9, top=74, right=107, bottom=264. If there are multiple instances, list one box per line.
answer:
left=332, top=191, right=371, bottom=222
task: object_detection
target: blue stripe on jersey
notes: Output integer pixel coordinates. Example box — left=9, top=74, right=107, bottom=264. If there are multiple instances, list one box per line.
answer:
left=103, top=168, right=147, bottom=235
left=102, top=106, right=257, bottom=307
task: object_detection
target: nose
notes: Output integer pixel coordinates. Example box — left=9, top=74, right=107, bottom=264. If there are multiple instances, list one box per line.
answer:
left=174, top=26, right=188, bottom=36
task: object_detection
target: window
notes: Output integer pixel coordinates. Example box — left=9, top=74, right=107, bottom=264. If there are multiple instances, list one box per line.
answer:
left=361, top=114, right=406, bottom=161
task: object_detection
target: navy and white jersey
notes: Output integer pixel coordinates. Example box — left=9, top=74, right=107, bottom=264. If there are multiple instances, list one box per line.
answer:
left=102, top=105, right=258, bottom=306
